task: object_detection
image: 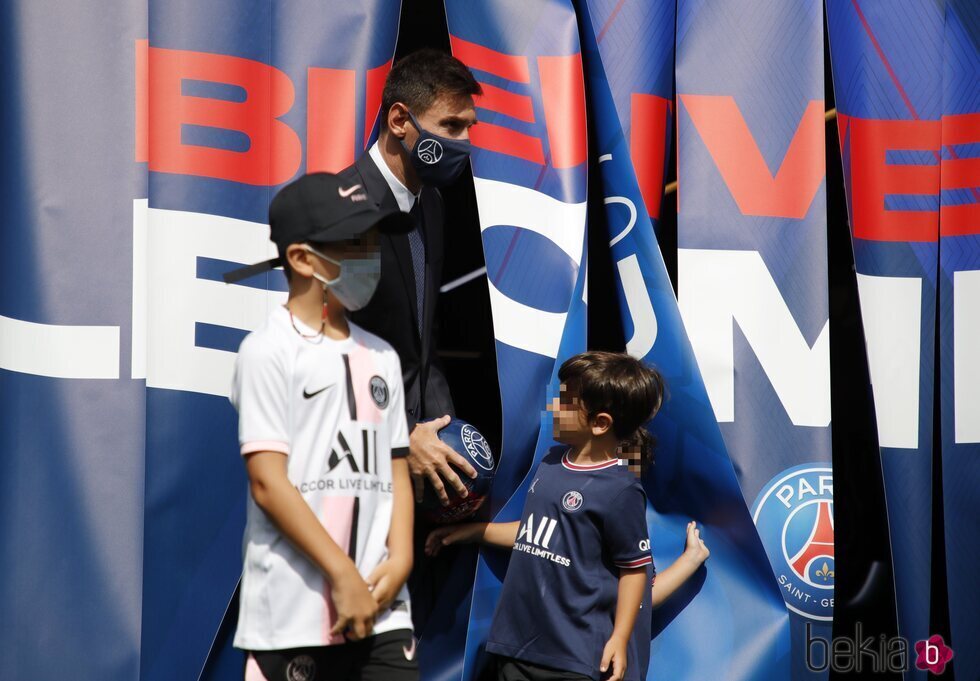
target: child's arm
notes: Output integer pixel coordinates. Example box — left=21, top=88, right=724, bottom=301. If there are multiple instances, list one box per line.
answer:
left=651, top=521, right=710, bottom=608
left=424, top=520, right=520, bottom=556
left=246, top=451, right=378, bottom=640
left=601, top=567, right=649, bottom=681
left=366, top=458, right=414, bottom=610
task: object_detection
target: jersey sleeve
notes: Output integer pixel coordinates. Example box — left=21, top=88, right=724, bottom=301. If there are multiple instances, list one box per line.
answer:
left=230, top=335, right=290, bottom=457
left=603, top=482, right=653, bottom=570
left=386, top=352, right=410, bottom=459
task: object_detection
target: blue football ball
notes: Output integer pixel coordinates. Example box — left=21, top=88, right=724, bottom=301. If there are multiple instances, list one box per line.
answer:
left=419, top=418, right=496, bottom=524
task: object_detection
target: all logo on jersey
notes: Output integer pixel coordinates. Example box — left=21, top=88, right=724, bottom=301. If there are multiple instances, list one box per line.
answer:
left=752, top=464, right=834, bottom=621
left=514, top=513, right=571, bottom=567
left=562, top=490, right=583, bottom=513
left=461, top=424, right=494, bottom=470
left=369, top=376, right=388, bottom=408
left=518, top=513, right=558, bottom=548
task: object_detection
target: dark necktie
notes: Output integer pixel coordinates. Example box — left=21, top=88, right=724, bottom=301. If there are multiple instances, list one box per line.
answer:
left=407, top=199, right=425, bottom=336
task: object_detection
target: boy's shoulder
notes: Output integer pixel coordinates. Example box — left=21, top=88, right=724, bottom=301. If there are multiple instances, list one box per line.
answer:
left=237, top=309, right=292, bottom=362
left=349, top=321, right=401, bottom=365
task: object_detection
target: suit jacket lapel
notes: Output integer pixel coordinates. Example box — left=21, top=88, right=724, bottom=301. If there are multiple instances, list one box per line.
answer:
left=354, top=154, right=420, bottom=342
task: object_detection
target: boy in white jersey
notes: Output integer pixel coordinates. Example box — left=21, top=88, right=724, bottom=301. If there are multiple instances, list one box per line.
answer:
left=226, top=173, right=417, bottom=681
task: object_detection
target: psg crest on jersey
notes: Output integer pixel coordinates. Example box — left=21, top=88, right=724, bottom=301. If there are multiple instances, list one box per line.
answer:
left=369, top=376, right=389, bottom=409
left=752, top=464, right=835, bottom=621
left=562, top=490, right=583, bottom=513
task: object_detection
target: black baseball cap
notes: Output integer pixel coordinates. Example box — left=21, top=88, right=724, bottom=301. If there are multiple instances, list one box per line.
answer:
left=223, top=173, right=412, bottom=284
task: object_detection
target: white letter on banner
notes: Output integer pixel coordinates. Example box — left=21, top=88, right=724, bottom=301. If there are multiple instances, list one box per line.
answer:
left=0, top=316, right=119, bottom=379
left=141, top=207, right=286, bottom=397
left=954, top=269, right=980, bottom=444
left=855, top=273, right=921, bottom=449
left=616, top=254, right=657, bottom=359
left=678, top=248, right=830, bottom=426
left=473, top=178, right=585, bottom=358
left=0, top=201, right=124, bottom=378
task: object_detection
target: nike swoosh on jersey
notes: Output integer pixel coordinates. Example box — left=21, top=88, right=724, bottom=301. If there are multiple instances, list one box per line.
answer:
left=338, top=184, right=363, bottom=198
left=302, top=384, right=334, bottom=399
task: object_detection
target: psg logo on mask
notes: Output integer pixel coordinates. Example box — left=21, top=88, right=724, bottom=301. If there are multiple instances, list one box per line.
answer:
left=752, top=463, right=834, bottom=621
left=369, top=376, right=389, bottom=409
left=416, top=138, right=443, bottom=164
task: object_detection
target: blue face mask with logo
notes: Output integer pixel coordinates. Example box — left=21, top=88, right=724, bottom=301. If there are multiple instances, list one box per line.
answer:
left=400, top=109, right=472, bottom=187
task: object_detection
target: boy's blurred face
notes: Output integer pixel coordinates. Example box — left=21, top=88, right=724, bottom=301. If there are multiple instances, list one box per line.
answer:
left=547, top=383, right=592, bottom=445
left=306, top=227, right=382, bottom=279
left=620, top=444, right=643, bottom=477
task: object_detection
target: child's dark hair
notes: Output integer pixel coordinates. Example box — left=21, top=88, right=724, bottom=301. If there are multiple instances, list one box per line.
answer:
left=557, top=351, right=665, bottom=469
left=380, top=49, right=482, bottom=128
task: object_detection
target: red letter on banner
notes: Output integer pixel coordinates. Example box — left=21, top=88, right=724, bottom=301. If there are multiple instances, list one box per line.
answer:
left=136, top=40, right=148, bottom=162
left=680, top=95, right=825, bottom=219
left=631, top=94, right=670, bottom=219
left=364, top=60, right=393, bottom=148
left=940, top=113, right=980, bottom=237
left=538, top=54, right=586, bottom=169
left=307, top=67, right=355, bottom=173
left=451, top=35, right=545, bottom=165
left=850, top=117, right=940, bottom=242
left=148, top=47, right=301, bottom=185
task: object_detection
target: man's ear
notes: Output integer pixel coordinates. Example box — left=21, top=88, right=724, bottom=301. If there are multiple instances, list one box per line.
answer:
left=285, top=243, right=314, bottom=278
left=387, top=103, right=411, bottom=140
left=592, top=412, right=613, bottom=437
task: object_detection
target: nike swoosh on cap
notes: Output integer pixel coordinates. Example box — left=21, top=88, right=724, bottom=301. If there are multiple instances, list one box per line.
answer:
left=302, top=385, right=334, bottom=399
left=338, top=184, right=363, bottom=198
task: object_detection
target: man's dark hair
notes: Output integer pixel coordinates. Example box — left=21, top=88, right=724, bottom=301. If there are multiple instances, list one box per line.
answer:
left=557, top=351, right=665, bottom=466
left=380, top=49, right=481, bottom=129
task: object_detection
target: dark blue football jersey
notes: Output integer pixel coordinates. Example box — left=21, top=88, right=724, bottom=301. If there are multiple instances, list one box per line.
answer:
left=486, top=447, right=653, bottom=680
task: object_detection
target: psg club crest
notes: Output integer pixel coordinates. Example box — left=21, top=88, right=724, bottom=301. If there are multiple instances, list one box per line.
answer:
left=416, top=138, right=443, bottom=164
left=562, top=490, right=583, bottom=513
left=369, top=376, right=389, bottom=409
left=752, top=464, right=834, bottom=621
left=285, top=655, right=316, bottom=681
left=460, top=424, right=494, bottom=471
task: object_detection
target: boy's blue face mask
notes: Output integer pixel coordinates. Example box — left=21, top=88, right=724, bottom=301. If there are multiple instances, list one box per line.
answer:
left=400, top=109, right=471, bottom=187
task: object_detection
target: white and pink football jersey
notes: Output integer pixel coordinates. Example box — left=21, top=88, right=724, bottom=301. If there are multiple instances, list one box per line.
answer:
left=230, top=306, right=411, bottom=650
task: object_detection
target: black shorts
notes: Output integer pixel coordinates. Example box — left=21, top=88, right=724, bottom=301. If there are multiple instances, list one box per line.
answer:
left=495, top=656, right=592, bottom=681
left=246, top=629, right=418, bottom=681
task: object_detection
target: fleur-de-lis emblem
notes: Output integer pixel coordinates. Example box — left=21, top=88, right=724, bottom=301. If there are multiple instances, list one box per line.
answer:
left=815, top=562, right=834, bottom=581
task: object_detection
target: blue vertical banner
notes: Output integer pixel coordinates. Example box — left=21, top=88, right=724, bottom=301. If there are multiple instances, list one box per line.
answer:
left=430, top=2, right=589, bottom=678
left=938, top=0, right=980, bottom=678
left=826, top=2, right=944, bottom=675
left=577, top=1, right=792, bottom=680
left=676, top=0, right=833, bottom=678
left=0, top=1, right=146, bottom=680
left=139, top=3, right=401, bottom=680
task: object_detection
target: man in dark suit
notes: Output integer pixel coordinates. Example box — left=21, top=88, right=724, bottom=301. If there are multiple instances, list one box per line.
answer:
left=339, top=50, right=482, bottom=508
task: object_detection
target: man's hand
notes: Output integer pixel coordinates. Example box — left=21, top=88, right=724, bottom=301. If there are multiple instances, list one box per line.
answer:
left=408, top=415, right=478, bottom=505
left=599, top=634, right=628, bottom=681
left=365, top=556, right=412, bottom=612
left=329, top=567, right=378, bottom=641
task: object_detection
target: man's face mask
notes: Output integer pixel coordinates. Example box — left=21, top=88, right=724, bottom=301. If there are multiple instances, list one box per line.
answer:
left=304, top=244, right=381, bottom=312
left=400, top=109, right=471, bottom=187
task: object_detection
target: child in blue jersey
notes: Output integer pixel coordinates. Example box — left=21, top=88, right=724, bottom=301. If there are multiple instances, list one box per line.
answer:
left=426, top=352, right=710, bottom=681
